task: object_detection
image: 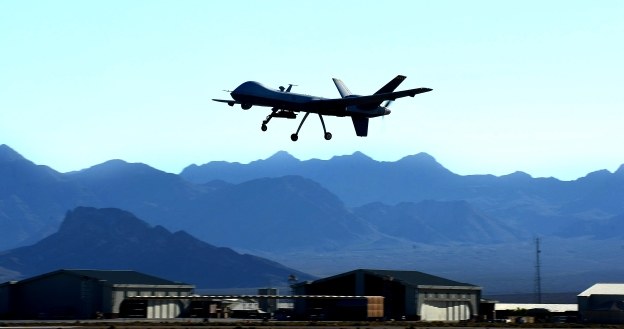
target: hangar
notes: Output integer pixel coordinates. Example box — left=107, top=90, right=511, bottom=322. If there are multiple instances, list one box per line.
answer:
left=292, top=269, right=481, bottom=321
left=1, top=268, right=481, bottom=321
left=0, top=269, right=194, bottom=319
left=578, top=283, right=624, bottom=324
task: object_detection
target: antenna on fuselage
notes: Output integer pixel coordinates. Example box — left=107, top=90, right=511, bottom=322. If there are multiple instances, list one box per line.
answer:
left=279, top=84, right=297, bottom=92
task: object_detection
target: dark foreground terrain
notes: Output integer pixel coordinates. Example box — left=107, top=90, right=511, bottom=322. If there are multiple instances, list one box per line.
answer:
left=1, top=319, right=623, bottom=329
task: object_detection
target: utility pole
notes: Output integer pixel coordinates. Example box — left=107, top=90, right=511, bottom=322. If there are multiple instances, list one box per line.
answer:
left=534, top=237, right=542, bottom=303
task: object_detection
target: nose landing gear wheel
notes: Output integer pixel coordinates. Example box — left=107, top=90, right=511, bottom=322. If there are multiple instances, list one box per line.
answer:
left=324, top=132, right=332, bottom=140
left=290, top=134, right=299, bottom=141
left=261, top=124, right=267, bottom=131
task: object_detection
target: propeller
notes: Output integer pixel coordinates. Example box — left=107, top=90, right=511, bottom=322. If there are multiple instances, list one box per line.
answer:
left=382, top=100, right=394, bottom=118
left=381, top=100, right=393, bottom=128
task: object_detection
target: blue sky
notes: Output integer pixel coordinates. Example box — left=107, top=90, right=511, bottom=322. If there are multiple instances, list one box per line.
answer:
left=1, top=1, right=622, bottom=180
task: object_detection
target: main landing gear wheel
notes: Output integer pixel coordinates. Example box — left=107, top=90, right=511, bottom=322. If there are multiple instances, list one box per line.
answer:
left=291, top=134, right=299, bottom=142
left=324, top=132, right=332, bottom=140
left=261, top=124, right=267, bottom=131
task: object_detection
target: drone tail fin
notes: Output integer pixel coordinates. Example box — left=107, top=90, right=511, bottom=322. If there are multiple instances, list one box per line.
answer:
left=374, top=75, right=406, bottom=95
left=332, top=78, right=353, bottom=98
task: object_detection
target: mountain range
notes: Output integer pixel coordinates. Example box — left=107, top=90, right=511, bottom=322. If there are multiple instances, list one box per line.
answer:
left=0, top=206, right=313, bottom=288
left=1, top=144, right=623, bottom=294
left=181, top=150, right=624, bottom=238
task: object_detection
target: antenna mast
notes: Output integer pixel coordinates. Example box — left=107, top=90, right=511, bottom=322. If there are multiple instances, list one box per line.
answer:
left=534, top=237, right=542, bottom=303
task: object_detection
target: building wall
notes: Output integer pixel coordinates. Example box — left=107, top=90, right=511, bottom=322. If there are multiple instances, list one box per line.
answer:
left=579, top=294, right=624, bottom=324
left=11, top=273, right=103, bottom=319
left=361, top=272, right=407, bottom=319
left=101, top=285, right=114, bottom=316
left=0, top=283, right=13, bottom=318
left=295, top=272, right=405, bottom=319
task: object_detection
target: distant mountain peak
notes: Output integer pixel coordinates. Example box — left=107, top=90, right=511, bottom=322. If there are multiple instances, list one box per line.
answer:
left=59, top=206, right=150, bottom=235
left=583, top=169, right=612, bottom=180
left=79, top=159, right=160, bottom=175
left=0, top=144, right=26, bottom=162
left=396, top=152, right=450, bottom=172
left=265, top=150, right=299, bottom=162
left=329, top=151, right=373, bottom=162
left=87, top=159, right=130, bottom=170
left=615, top=164, right=624, bottom=176
left=350, top=151, right=373, bottom=160
left=501, top=171, right=533, bottom=180
left=401, top=152, right=436, bottom=161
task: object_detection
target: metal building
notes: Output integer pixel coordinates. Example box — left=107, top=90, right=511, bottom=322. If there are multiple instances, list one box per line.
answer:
left=578, top=283, right=624, bottom=324
left=0, top=269, right=194, bottom=319
left=293, top=269, right=481, bottom=321
left=494, top=303, right=578, bottom=323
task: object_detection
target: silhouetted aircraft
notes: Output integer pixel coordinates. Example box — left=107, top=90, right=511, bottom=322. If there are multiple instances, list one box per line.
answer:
left=213, top=75, right=432, bottom=141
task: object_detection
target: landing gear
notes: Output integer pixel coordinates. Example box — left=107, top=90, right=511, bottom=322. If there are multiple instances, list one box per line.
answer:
left=318, top=115, right=331, bottom=140
left=261, top=109, right=277, bottom=132
left=260, top=108, right=298, bottom=132
left=260, top=108, right=332, bottom=141
left=290, top=112, right=332, bottom=142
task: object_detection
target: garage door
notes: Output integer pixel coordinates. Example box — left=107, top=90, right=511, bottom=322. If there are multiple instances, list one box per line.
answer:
left=421, top=301, right=471, bottom=321
left=146, top=300, right=183, bottom=319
